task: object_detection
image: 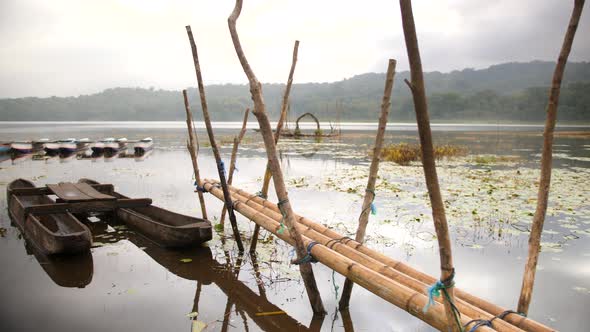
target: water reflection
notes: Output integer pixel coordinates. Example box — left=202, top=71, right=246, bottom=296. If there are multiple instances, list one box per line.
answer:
left=81, top=215, right=319, bottom=331
left=23, top=240, right=94, bottom=288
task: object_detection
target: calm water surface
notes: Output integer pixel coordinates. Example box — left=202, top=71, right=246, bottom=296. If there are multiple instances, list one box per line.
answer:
left=0, top=122, right=589, bottom=331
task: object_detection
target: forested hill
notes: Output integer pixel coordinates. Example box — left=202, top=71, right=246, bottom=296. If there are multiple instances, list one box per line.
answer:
left=1, top=60, right=589, bottom=123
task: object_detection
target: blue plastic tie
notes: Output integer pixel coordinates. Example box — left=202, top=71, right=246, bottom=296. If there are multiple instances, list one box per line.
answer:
left=370, top=202, right=377, bottom=215
left=423, top=280, right=444, bottom=313
left=218, top=159, right=227, bottom=178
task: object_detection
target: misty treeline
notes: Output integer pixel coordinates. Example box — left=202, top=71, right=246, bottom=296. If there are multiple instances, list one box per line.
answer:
left=1, top=61, right=589, bottom=123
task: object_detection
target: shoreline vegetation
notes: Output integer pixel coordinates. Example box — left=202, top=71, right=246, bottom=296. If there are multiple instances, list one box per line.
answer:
left=1, top=60, right=589, bottom=123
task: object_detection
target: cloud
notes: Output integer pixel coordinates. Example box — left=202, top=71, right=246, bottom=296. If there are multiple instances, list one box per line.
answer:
left=0, top=0, right=588, bottom=98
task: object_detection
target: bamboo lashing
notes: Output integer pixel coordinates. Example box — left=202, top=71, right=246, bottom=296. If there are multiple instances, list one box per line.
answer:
left=213, top=181, right=554, bottom=332
left=201, top=180, right=493, bottom=332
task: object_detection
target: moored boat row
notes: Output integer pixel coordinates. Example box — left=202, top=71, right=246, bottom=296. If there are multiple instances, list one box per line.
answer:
left=0, top=137, right=154, bottom=155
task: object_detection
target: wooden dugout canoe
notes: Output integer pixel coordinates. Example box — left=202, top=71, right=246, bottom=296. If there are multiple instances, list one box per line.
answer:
left=79, top=179, right=212, bottom=247
left=7, top=179, right=92, bottom=255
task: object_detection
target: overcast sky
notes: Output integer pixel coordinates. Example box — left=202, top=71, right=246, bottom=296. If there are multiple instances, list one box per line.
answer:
left=0, top=0, right=588, bottom=98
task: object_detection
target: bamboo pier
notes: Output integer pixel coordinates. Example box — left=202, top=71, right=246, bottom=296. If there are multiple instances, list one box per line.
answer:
left=200, top=179, right=554, bottom=332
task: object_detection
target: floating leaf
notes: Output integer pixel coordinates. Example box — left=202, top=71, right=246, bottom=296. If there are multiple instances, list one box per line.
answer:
left=186, top=311, right=198, bottom=319
left=191, top=320, right=207, bottom=332
left=180, top=258, right=193, bottom=263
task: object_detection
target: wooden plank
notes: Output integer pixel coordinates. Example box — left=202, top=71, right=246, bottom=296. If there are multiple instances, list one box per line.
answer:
left=116, top=198, right=152, bottom=208
left=47, top=183, right=94, bottom=202
left=73, top=183, right=116, bottom=200
left=24, top=198, right=152, bottom=215
left=11, top=184, right=114, bottom=196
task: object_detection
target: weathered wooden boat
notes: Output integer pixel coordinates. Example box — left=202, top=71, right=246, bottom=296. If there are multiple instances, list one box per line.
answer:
left=79, top=179, right=212, bottom=247
left=134, top=137, right=153, bottom=153
left=7, top=179, right=92, bottom=255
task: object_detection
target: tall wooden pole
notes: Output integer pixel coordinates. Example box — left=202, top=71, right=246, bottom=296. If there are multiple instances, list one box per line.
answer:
left=183, top=90, right=208, bottom=220
left=250, top=40, right=300, bottom=252
left=399, top=1, right=458, bottom=331
left=518, top=0, right=585, bottom=315
left=219, top=108, right=250, bottom=227
left=228, top=0, right=325, bottom=314
left=339, top=59, right=396, bottom=309
left=186, top=25, right=244, bottom=252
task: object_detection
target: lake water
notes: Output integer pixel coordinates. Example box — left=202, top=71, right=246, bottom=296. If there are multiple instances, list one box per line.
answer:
left=0, top=121, right=589, bottom=331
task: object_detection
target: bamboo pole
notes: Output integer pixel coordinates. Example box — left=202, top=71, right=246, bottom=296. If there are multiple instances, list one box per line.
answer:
left=219, top=108, right=250, bottom=228
left=223, top=184, right=554, bottom=332
left=186, top=25, right=244, bottom=252
left=202, top=181, right=493, bottom=332
left=213, top=182, right=524, bottom=332
left=183, top=90, right=208, bottom=220
left=517, top=0, right=585, bottom=315
left=399, top=1, right=458, bottom=331
left=227, top=0, right=324, bottom=314
left=250, top=40, right=300, bottom=252
left=339, top=59, right=397, bottom=310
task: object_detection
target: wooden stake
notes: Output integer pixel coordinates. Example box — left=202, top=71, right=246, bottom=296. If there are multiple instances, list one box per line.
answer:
left=339, top=59, right=396, bottom=309
left=250, top=40, right=300, bottom=252
left=219, top=108, right=250, bottom=227
left=228, top=0, right=325, bottom=314
left=399, top=1, right=458, bottom=330
left=186, top=25, right=244, bottom=252
left=183, top=90, right=208, bottom=220
left=517, top=0, right=585, bottom=315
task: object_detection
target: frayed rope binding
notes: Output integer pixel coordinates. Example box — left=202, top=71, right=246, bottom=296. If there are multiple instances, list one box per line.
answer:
left=291, top=241, right=319, bottom=265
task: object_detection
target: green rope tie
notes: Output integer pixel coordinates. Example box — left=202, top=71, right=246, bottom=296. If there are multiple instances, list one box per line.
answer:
left=423, top=269, right=463, bottom=332
left=277, top=198, right=288, bottom=234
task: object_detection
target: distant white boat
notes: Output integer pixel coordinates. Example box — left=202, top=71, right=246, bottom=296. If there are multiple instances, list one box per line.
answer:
left=59, top=138, right=90, bottom=154
left=134, top=137, right=154, bottom=153
left=32, top=138, right=50, bottom=151
left=105, top=137, right=128, bottom=153
left=44, top=140, right=62, bottom=154
left=91, top=137, right=114, bottom=153
left=11, top=141, right=33, bottom=154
